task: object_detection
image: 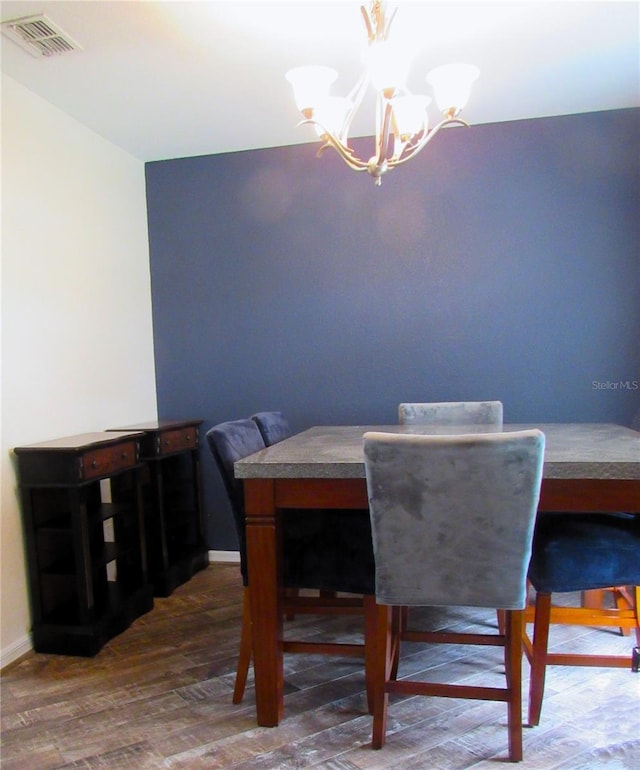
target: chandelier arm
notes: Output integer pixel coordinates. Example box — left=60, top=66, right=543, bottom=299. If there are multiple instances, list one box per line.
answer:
left=321, top=142, right=370, bottom=171
left=341, top=72, right=371, bottom=143
left=373, top=98, right=394, bottom=170
left=360, top=4, right=375, bottom=41
left=296, top=118, right=367, bottom=171
left=308, top=129, right=369, bottom=171
left=391, top=117, right=470, bottom=168
left=384, top=5, right=397, bottom=40
left=389, top=104, right=405, bottom=162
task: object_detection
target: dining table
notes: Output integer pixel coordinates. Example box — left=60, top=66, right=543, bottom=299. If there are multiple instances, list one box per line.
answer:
left=234, top=422, right=640, bottom=727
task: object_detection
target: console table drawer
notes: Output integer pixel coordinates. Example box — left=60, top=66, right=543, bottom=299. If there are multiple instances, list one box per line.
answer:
left=14, top=432, right=143, bottom=485
left=83, top=440, right=138, bottom=480
left=156, top=427, right=198, bottom=456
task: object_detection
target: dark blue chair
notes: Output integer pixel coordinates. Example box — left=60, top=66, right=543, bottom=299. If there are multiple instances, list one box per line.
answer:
left=525, top=512, right=640, bottom=725
left=250, top=410, right=292, bottom=447
left=206, top=418, right=375, bottom=704
left=252, top=411, right=337, bottom=611
left=250, top=410, right=375, bottom=595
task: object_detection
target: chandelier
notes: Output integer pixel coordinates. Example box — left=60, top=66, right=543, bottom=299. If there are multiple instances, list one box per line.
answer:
left=285, top=1, right=479, bottom=186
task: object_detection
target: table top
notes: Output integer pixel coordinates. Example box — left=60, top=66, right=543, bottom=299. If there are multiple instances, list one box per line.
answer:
left=234, top=423, right=640, bottom=481
left=14, top=431, right=144, bottom=453
left=108, top=419, right=203, bottom=432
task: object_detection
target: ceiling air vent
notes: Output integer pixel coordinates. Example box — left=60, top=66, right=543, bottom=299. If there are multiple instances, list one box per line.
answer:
left=1, top=14, right=82, bottom=58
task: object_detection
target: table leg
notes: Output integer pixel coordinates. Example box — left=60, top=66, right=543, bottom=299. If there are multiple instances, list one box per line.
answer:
left=244, top=478, right=283, bottom=726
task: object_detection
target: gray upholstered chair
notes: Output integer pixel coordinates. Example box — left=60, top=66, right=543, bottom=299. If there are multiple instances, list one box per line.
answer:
left=398, top=400, right=503, bottom=427
left=363, top=429, right=545, bottom=761
left=397, top=400, right=504, bottom=634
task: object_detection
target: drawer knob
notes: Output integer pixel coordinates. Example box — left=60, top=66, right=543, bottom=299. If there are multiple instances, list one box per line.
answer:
left=91, top=460, right=98, bottom=469
left=121, top=452, right=128, bottom=460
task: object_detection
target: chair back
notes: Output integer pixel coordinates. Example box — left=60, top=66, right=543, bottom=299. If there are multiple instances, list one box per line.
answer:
left=251, top=411, right=292, bottom=446
left=363, top=429, right=544, bottom=609
left=398, top=400, right=503, bottom=426
left=205, top=419, right=266, bottom=583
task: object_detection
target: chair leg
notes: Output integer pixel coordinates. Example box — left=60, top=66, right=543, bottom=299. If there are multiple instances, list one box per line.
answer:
left=364, top=595, right=376, bottom=715
left=611, top=585, right=640, bottom=642
left=613, top=587, right=631, bottom=636
left=233, top=586, right=252, bottom=704
left=366, top=597, right=393, bottom=750
left=284, top=587, right=298, bottom=621
left=633, top=587, right=640, bottom=671
left=528, top=592, right=552, bottom=727
left=584, top=587, right=633, bottom=637
left=390, top=606, right=402, bottom=680
left=504, top=609, right=524, bottom=762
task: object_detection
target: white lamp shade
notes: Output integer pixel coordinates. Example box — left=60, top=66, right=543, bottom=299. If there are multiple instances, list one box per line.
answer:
left=392, top=95, right=431, bottom=138
left=285, top=66, right=337, bottom=114
left=426, top=63, right=480, bottom=115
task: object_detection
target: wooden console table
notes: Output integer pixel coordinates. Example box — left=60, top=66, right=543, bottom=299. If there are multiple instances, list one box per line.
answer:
left=15, top=432, right=154, bottom=656
left=107, top=420, right=208, bottom=596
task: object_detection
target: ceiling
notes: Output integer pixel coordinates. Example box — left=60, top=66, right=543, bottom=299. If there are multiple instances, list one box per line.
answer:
left=1, top=1, right=638, bottom=163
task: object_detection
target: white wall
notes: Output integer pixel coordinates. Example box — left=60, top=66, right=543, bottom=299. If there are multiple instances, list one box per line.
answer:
left=1, top=75, right=158, bottom=666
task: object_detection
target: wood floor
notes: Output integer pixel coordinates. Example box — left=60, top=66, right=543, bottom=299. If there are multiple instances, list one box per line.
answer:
left=2, top=563, right=639, bottom=770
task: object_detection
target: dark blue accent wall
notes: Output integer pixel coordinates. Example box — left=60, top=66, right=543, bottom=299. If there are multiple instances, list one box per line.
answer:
left=145, top=109, right=640, bottom=550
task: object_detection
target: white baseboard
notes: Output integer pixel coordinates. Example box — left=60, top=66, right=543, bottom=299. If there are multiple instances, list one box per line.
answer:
left=0, top=633, right=32, bottom=670
left=209, top=550, right=241, bottom=563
